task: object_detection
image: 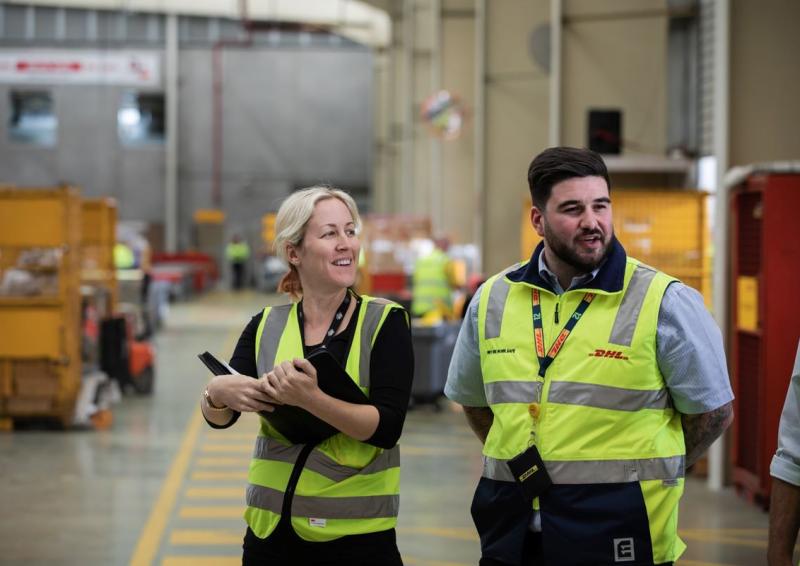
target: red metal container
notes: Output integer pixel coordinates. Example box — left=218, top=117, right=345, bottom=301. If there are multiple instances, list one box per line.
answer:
left=730, top=170, right=800, bottom=508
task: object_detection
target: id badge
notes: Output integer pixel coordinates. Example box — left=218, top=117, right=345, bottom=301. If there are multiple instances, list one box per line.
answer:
left=507, top=444, right=552, bottom=501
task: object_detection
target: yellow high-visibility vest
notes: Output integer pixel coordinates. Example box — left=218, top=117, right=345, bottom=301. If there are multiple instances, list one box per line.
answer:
left=245, top=295, right=405, bottom=542
left=411, top=248, right=451, bottom=316
left=477, top=256, right=685, bottom=564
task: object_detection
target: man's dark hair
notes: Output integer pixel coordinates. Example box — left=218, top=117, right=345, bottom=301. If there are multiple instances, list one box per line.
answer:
left=527, top=146, right=611, bottom=210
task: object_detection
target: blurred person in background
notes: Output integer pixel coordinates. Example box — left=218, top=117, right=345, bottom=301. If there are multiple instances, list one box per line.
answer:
left=767, top=339, right=800, bottom=566
left=201, top=187, right=414, bottom=565
left=411, top=235, right=458, bottom=319
left=226, top=233, right=251, bottom=291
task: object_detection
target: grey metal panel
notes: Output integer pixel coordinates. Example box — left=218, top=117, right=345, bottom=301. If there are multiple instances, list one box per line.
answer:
left=0, top=37, right=372, bottom=251
left=54, top=85, right=120, bottom=197
left=34, top=6, right=58, bottom=41
left=64, top=9, right=86, bottom=41
left=127, top=13, right=154, bottom=43
left=3, top=5, right=27, bottom=40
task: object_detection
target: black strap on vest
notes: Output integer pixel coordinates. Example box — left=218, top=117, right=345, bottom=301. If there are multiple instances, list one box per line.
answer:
left=531, top=289, right=595, bottom=378
left=297, top=290, right=352, bottom=352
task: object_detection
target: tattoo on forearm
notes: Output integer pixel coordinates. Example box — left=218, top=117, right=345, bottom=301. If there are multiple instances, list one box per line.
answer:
left=463, top=406, right=494, bottom=444
left=682, top=402, right=734, bottom=468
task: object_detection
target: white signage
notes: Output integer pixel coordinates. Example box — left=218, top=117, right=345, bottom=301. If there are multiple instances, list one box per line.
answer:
left=0, top=50, right=161, bottom=86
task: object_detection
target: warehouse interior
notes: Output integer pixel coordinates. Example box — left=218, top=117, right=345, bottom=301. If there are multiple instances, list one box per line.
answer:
left=0, top=0, right=799, bottom=564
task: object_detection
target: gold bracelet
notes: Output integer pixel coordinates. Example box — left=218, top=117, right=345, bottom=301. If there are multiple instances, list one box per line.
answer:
left=203, top=388, right=229, bottom=411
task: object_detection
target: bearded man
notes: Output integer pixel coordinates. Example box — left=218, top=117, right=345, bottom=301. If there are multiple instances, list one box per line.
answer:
left=445, top=146, right=733, bottom=566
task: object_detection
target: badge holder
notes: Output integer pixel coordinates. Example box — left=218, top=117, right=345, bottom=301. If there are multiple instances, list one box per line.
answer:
left=507, top=444, right=552, bottom=501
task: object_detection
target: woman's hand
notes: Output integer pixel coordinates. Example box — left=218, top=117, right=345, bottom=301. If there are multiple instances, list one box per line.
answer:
left=207, top=374, right=281, bottom=413
left=262, top=358, right=320, bottom=409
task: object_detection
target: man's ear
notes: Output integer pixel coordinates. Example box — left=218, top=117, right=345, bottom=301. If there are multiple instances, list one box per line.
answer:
left=530, top=206, right=546, bottom=238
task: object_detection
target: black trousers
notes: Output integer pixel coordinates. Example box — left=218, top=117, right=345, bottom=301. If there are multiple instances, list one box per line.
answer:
left=232, top=262, right=245, bottom=290
left=242, top=521, right=403, bottom=566
left=478, top=532, right=673, bottom=566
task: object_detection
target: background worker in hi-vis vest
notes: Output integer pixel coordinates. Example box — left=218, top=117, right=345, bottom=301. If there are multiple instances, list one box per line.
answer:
left=445, top=147, right=734, bottom=566
left=201, top=187, right=413, bottom=565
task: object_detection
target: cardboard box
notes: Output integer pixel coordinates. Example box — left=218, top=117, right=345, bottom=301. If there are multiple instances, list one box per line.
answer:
left=6, top=396, right=53, bottom=414
left=14, top=361, right=60, bottom=397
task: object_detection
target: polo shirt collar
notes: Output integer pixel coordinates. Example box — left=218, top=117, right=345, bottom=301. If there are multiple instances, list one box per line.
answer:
left=506, top=236, right=627, bottom=294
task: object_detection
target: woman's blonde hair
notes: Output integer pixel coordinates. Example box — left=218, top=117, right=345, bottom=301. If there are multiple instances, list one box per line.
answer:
left=274, top=186, right=361, bottom=298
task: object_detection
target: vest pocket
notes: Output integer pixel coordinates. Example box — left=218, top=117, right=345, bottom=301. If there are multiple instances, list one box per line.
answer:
left=470, top=477, right=532, bottom=566
left=540, top=482, right=654, bottom=565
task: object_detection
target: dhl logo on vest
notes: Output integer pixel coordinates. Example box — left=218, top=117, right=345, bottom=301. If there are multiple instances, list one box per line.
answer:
left=588, top=349, right=629, bottom=360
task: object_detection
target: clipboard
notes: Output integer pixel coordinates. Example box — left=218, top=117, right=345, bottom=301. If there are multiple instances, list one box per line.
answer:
left=198, top=349, right=369, bottom=444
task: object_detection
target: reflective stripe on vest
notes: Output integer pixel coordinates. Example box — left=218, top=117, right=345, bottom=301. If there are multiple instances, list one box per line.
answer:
left=358, top=299, right=393, bottom=387
left=247, top=484, right=400, bottom=519
left=482, top=454, right=685, bottom=484
left=256, top=304, right=292, bottom=373
left=253, top=436, right=400, bottom=483
left=483, top=264, right=520, bottom=339
left=484, top=380, right=670, bottom=411
left=608, top=264, right=657, bottom=346
left=484, top=263, right=658, bottom=346
left=485, top=381, right=542, bottom=404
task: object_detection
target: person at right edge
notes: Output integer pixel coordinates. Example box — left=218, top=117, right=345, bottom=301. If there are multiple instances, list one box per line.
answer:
left=767, top=339, right=800, bottom=566
left=444, top=147, right=734, bottom=566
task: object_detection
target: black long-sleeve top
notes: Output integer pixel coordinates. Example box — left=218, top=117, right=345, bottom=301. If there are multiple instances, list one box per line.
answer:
left=207, top=300, right=414, bottom=449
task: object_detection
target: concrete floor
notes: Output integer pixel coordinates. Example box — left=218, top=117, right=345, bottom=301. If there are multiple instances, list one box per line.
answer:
left=0, top=290, right=777, bottom=565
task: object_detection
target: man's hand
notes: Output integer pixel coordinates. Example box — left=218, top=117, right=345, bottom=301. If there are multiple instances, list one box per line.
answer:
left=768, top=476, right=800, bottom=566
left=681, top=401, right=734, bottom=468
left=463, top=406, right=494, bottom=444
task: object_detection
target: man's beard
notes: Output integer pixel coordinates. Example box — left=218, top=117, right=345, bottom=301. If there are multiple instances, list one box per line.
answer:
left=543, top=223, right=615, bottom=274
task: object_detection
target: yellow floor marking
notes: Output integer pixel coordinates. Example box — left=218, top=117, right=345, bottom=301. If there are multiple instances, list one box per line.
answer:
left=129, top=409, right=204, bottom=566
left=200, top=444, right=253, bottom=453
left=185, top=487, right=243, bottom=499
left=191, top=471, right=249, bottom=481
left=179, top=506, right=244, bottom=519
left=162, top=557, right=239, bottom=566
left=398, top=526, right=478, bottom=541
left=170, top=529, right=243, bottom=545
left=681, top=527, right=767, bottom=536
left=678, top=530, right=766, bottom=549
left=677, top=561, right=736, bottom=566
left=195, top=456, right=249, bottom=467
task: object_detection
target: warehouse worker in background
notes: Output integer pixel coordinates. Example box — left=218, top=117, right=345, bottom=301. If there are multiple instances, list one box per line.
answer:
left=445, top=146, right=734, bottom=566
left=226, top=234, right=251, bottom=291
left=113, top=240, right=135, bottom=270
left=411, top=235, right=456, bottom=318
left=767, top=339, right=800, bottom=566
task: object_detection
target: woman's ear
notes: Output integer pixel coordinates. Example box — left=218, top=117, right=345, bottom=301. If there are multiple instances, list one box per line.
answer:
left=286, top=243, right=301, bottom=266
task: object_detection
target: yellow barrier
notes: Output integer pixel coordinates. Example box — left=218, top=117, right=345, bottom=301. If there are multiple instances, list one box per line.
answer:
left=0, top=186, right=82, bottom=425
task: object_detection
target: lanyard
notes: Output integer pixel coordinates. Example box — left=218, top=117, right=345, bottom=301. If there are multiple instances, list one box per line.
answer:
left=531, top=289, right=595, bottom=378
left=297, top=290, right=352, bottom=351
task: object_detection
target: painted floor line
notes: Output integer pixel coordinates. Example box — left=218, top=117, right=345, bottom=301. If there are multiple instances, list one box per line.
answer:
left=129, top=409, right=204, bottom=566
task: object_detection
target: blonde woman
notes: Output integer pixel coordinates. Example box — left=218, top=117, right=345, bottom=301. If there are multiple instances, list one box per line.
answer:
left=201, top=187, right=413, bottom=565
